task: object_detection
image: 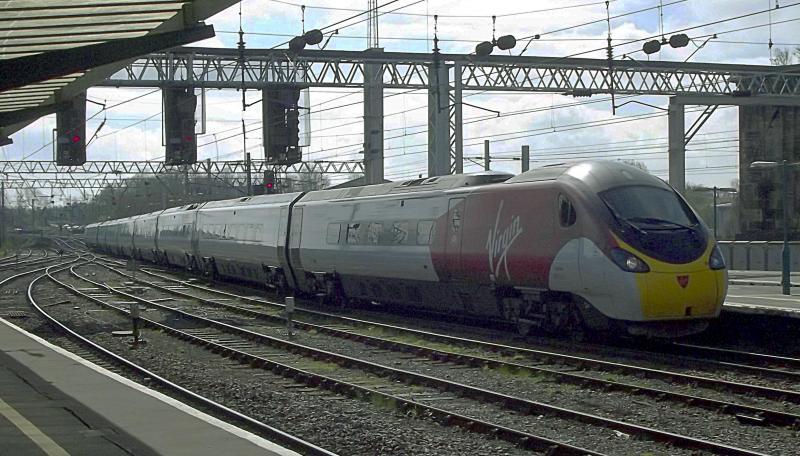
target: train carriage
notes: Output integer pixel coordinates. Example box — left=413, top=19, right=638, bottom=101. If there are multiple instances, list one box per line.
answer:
left=291, top=172, right=511, bottom=310
left=132, top=211, right=161, bottom=262
left=195, top=193, right=301, bottom=286
left=155, top=204, right=203, bottom=268
left=84, top=222, right=101, bottom=249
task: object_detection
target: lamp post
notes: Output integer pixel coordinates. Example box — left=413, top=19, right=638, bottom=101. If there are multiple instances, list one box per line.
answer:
left=750, top=160, right=799, bottom=295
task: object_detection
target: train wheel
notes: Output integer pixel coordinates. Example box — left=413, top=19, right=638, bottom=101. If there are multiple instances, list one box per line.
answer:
left=322, top=280, right=347, bottom=309
left=275, top=273, right=289, bottom=296
left=546, top=301, right=588, bottom=342
left=499, top=297, right=532, bottom=337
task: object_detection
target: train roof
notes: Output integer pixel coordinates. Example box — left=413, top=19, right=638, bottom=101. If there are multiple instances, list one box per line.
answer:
left=200, top=192, right=302, bottom=209
left=300, top=171, right=513, bottom=202
left=507, top=160, right=671, bottom=193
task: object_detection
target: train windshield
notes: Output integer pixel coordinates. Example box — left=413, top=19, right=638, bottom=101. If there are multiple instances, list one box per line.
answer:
left=601, top=185, right=705, bottom=264
left=601, top=185, right=698, bottom=230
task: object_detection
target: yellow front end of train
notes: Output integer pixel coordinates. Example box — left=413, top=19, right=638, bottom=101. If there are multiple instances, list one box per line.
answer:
left=616, top=237, right=727, bottom=320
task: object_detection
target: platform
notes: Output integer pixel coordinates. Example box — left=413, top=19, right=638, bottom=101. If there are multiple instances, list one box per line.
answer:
left=723, top=283, right=800, bottom=318
left=0, top=317, right=300, bottom=456
left=728, top=270, right=800, bottom=287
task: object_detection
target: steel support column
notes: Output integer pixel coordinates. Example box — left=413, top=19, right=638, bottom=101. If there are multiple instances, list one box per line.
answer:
left=668, top=97, right=686, bottom=194
left=521, top=145, right=530, bottom=173
left=364, top=49, right=384, bottom=184
left=428, top=59, right=450, bottom=177
left=450, top=62, right=463, bottom=174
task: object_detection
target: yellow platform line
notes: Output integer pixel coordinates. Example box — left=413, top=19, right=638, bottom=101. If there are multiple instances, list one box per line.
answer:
left=0, top=396, right=70, bottom=456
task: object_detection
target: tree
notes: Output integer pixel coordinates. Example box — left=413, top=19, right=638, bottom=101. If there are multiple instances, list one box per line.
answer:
left=771, top=46, right=800, bottom=65
left=285, top=171, right=329, bottom=192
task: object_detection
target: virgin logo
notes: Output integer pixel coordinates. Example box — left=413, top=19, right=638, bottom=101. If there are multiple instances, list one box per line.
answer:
left=486, top=201, right=523, bottom=281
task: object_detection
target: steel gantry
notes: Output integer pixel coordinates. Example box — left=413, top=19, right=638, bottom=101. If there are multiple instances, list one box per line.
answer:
left=99, top=47, right=800, bottom=190
left=0, top=159, right=364, bottom=195
left=0, top=159, right=363, bottom=176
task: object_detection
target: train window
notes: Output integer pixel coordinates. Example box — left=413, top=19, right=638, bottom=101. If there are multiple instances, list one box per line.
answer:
left=326, top=224, right=341, bottom=244
left=346, top=223, right=361, bottom=245
left=391, top=221, right=409, bottom=244
left=559, top=195, right=577, bottom=227
left=417, top=220, right=435, bottom=245
left=367, top=223, right=383, bottom=245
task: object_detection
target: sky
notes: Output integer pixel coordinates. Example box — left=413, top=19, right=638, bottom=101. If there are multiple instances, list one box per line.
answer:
left=3, top=0, right=800, bottom=204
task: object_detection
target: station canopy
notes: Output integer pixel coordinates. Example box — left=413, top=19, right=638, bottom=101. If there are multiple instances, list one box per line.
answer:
left=0, top=0, right=238, bottom=139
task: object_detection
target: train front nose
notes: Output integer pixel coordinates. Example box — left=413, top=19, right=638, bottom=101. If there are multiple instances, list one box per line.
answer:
left=638, top=267, right=726, bottom=319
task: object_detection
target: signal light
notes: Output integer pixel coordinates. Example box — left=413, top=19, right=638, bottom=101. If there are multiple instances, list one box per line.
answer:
left=56, top=92, right=87, bottom=166
left=164, top=88, right=197, bottom=165
left=264, top=170, right=276, bottom=194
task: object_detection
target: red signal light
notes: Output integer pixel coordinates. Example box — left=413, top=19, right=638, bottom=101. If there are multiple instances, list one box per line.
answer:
left=265, top=182, right=274, bottom=189
left=71, top=135, right=81, bottom=143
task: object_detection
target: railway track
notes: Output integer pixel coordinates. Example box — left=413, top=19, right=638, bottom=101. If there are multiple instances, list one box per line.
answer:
left=96, top=260, right=800, bottom=398
left=0, top=249, right=33, bottom=264
left=62, top=261, right=785, bottom=456
left=20, top=260, right=338, bottom=456
left=55, top=263, right=610, bottom=456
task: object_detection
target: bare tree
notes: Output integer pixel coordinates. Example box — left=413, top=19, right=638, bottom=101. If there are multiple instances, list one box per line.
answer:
left=771, top=48, right=792, bottom=65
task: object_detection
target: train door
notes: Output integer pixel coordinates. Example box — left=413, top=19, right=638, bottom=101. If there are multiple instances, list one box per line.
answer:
left=288, top=206, right=304, bottom=282
left=277, top=206, right=298, bottom=288
left=444, top=198, right=465, bottom=281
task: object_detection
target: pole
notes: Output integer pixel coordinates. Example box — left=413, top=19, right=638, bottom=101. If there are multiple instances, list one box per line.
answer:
left=206, top=158, right=212, bottom=196
left=781, top=160, right=791, bottom=295
left=484, top=140, right=490, bottom=171
left=521, top=145, right=530, bottom=173
left=285, top=296, right=295, bottom=337
left=245, top=152, right=252, bottom=196
left=712, top=186, right=718, bottom=239
left=0, top=180, right=4, bottom=248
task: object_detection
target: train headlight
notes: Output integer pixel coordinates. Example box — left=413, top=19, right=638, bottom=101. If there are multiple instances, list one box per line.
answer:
left=709, top=244, right=726, bottom=270
left=610, top=248, right=650, bottom=273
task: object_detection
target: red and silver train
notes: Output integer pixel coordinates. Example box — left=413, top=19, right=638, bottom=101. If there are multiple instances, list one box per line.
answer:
left=86, top=161, right=727, bottom=338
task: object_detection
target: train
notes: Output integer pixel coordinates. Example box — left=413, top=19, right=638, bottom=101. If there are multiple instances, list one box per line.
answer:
left=85, top=160, right=727, bottom=338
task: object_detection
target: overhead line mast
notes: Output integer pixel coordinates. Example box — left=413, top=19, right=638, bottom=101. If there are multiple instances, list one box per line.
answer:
left=368, top=0, right=379, bottom=49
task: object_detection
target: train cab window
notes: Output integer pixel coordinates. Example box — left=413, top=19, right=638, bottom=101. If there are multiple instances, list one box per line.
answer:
left=346, top=223, right=361, bottom=245
left=417, top=221, right=435, bottom=245
left=326, top=224, right=341, bottom=244
left=559, top=195, right=577, bottom=227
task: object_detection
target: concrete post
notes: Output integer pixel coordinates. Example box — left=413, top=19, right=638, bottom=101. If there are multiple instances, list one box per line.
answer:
left=484, top=140, right=490, bottom=171
left=521, top=145, right=530, bottom=173
left=668, top=97, right=686, bottom=194
left=364, top=49, right=385, bottom=185
left=428, top=59, right=450, bottom=176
